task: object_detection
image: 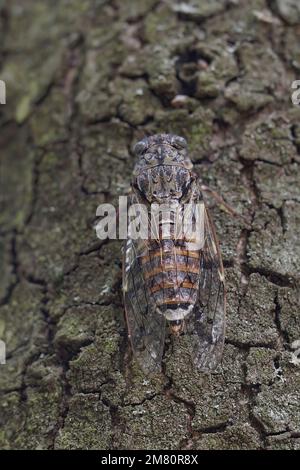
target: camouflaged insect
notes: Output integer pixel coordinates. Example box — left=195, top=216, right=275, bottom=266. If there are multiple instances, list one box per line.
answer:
left=123, top=134, right=226, bottom=373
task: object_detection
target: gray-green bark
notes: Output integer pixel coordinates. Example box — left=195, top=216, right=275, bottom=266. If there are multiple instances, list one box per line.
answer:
left=0, top=0, right=300, bottom=450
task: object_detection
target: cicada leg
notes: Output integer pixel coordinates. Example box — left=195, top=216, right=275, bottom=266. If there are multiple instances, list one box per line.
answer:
left=200, top=184, right=251, bottom=229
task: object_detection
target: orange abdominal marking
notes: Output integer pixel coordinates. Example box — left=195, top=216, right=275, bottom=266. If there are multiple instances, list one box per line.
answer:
left=140, top=248, right=200, bottom=264
left=156, top=298, right=192, bottom=306
left=149, top=281, right=197, bottom=294
left=144, top=265, right=200, bottom=279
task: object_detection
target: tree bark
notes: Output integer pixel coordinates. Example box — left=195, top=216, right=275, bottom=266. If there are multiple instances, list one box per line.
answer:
left=0, top=0, right=300, bottom=450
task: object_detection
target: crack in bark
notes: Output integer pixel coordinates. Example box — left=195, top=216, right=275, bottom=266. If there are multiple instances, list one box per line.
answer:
left=240, top=349, right=266, bottom=449
left=273, top=291, right=290, bottom=349
left=0, top=232, right=19, bottom=306
left=246, top=266, right=295, bottom=288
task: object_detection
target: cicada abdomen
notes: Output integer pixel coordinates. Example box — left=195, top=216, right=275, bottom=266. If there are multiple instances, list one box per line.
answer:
left=123, top=134, right=225, bottom=373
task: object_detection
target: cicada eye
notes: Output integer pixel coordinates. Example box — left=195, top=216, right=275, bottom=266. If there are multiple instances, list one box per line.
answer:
left=134, top=140, right=148, bottom=156
left=171, top=135, right=187, bottom=150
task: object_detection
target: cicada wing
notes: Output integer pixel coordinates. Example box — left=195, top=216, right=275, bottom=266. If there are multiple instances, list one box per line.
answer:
left=186, top=205, right=226, bottom=371
left=123, top=233, right=166, bottom=374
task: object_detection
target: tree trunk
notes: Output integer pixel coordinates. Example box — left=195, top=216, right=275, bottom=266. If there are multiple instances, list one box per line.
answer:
left=0, top=0, right=300, bottom=450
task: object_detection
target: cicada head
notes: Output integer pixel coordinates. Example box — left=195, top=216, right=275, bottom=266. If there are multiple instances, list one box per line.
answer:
left=132, top=134, right=194, bottom=203
left=133, top=134, right=192, bottom=172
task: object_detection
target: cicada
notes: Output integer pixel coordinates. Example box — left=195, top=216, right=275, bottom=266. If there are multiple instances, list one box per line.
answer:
left=123, top=134, right=225, bottom=373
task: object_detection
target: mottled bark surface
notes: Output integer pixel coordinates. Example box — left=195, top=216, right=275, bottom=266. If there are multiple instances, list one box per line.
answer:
left=0, top=0, right=300, bottom=450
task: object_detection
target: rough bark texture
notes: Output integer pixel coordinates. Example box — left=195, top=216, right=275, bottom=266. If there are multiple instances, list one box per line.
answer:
left=0, top=0, right=300, bottom=450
